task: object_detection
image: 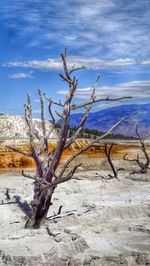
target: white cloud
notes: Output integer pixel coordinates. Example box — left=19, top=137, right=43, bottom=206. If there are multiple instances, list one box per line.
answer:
left=95, top=100, right=150, bottom=110
left=33, top=109, right=41, bottom=114
left=4, top=56, right=145, bottom=71
left=141, top=60, right=150, bottom=65
left=117, top=80, right=150, bottom=88
left=0, top=0, right=149, bottom=60
left=57, top=80, right=150, bottom=100
left=95, top=102, right=129, bottom=110
left=9, top=71, right=33, bottom=79
left=5, top=59, right=62, bottom=70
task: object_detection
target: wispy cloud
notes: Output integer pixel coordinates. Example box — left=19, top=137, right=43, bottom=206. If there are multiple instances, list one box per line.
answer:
left=32, top=109, right=41, bottom=114
left=95, top=102, right=131, bottom=110
left=95, top=100, right=150, bottom=110
left=9, top=71, right=33, bottom=79
left=141, top=60, right=150, bottom=65
left=4, top=57, right=149, bottom=71
left=0, top=0, right=149, bottom=59
left=4, top=59, right=62, bottom=70
left=57, top=80, right=150, bottom=100
left=0, top=1, right=149, bottom=115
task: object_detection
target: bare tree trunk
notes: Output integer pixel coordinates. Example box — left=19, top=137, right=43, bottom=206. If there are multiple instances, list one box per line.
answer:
left=136, top=126, right=150, bottom=174
left=104, top=144, right=120, bottom=179
left=25, top=183, right=55, bottom=228
left=124, top=125, right=150, bottom=174
left=104, top=144, right=118, bottom=179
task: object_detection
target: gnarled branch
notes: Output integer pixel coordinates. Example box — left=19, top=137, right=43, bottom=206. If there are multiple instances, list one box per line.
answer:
left=104, top=144, right=120, bottom=180
left=49, top=163, right=81, bottom=188
left=59, top=117, right=125, bottom=178
left=71, top=96, right=132, bottom=111
left=6, top=145, right=32, bottom=157
left=22, top=170, right=36, bottom=180
left=124, top=125, right=150, bottom=174
left=10, top=49, right=132, bottom=229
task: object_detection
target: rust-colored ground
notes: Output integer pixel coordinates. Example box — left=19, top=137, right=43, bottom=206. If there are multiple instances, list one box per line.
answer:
left=0, top=140, right=150, bottom=169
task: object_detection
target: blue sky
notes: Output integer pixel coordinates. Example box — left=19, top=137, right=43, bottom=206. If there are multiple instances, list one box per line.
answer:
left=0, top=0, right=150, bottom=117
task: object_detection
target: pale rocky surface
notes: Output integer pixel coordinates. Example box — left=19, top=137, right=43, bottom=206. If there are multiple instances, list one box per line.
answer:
left=0, top=115, right=58, bottom=141
left=0, top=170, right=150, bottom=265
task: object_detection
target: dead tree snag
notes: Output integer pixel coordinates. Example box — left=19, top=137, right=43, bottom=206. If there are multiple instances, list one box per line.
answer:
left=124, top=125, right=150, bottom=174
left=8, top=49, right=131, bottom=228
left=104, top=144, right=124, bottom=180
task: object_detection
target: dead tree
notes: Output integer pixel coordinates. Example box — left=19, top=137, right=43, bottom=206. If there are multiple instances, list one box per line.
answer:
left=124, top=125, right=150, bottom=174
left=104, top=144, right=124, bottom=180
left=7, top=49, right=132, bottom=229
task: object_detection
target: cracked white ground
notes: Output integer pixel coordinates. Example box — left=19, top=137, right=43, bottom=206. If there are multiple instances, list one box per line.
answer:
left=0, top=169, right=150, bottom=265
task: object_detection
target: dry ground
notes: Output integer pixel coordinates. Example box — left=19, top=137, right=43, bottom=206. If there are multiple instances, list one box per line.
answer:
left=0, top=163, right=150, bottom=266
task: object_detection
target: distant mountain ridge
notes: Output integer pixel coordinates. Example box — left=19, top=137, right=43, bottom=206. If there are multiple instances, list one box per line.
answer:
left=70, top=103, right=150, bottom=138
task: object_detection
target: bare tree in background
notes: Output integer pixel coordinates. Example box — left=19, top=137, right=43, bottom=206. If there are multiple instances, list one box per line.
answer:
left=124, top=125, right=150, bottom=174
left=7, top=50, right=131, bottom=228
left=104, top=143, right=124, bottom=180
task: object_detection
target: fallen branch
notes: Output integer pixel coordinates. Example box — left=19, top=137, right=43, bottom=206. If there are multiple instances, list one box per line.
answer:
left=10, top=221, right=20, bottom=224
left=0, top=200, right=17, bottom=205
left=57, top=205, right=63, bottom=215
left=47, top=210, right=78, bottom=220
left=46, top=227, right=60, bottom=237
left=5, top=188, right=11, bottom=200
